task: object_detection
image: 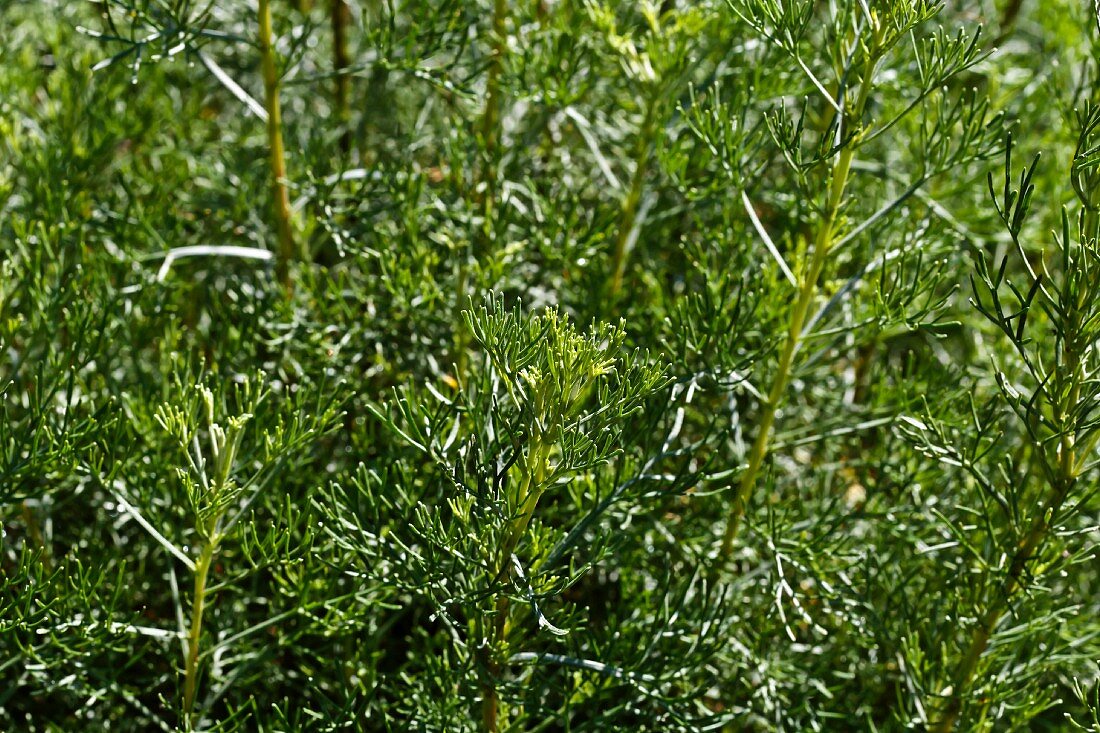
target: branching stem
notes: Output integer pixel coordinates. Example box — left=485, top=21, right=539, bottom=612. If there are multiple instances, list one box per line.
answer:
left=932, top=326, right=1085, bottom=731
left=719, top=30, right=881, bottom=558
left=481, top=436, right=550, bottom=732
left=929, top=488, right=1067, bottom=732
left=258, top=0, right=301, bottom=290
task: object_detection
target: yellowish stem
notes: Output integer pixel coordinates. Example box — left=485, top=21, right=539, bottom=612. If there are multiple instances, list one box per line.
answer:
left=932, top=363, right=1082, bottom=731
left=258, top=0, right=301, bottom=290
left=182, top=536, right=217, bottom=729
left=719, top=29, right=880, bottom=559
left=480, top=438, right=550, bottom=732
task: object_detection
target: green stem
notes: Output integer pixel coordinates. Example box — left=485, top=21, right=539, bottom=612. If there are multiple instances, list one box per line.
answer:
left=932, top=358, right=1082, bottom=731
left=258, top=0, right=301, bottom=290
left=182, top=535, right=218, bottom=729
left=607, top=95, right=659, bottom=307
left=930, top=477, right=1074, bottom=731
left=718, top=31, right=881, bottom=560
left=480, top=437, right=550, bottom=732
left=1084, top=206, right=1100, bottom=247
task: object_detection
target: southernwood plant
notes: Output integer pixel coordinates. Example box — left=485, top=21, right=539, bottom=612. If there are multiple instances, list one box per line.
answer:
left=3, top=0, right=1100, bottom=732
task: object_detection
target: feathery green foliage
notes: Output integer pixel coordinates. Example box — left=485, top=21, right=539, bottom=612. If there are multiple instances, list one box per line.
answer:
left=1, top=0, right=1098, bottom=731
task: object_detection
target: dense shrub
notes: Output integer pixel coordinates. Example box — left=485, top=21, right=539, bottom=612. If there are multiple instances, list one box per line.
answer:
left=1, top=1, right=1098, bottom=730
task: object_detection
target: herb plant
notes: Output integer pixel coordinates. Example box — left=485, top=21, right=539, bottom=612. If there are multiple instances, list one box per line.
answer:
left=1, top=1, right=1098, bottom=731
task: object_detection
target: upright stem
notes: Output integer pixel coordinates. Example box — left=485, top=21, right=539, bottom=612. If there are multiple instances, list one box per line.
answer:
left=929, top=499, right=1065, bottom=731
left=607, top=95, right=659, bottom=307
left=480, top=438, right=550, bottom=732
left=331, top=0, right=352, bottom=153
left=932, top=355, right=1083, bottom=731
left=182, top=535, right=218, bottom=729
left=258, top=0, right=300, bottom=290
left=718, top=33, right=880, bottom=559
